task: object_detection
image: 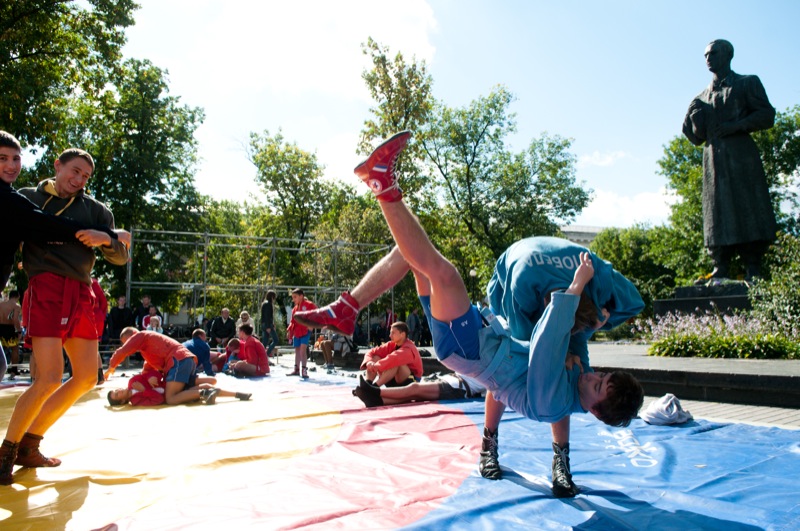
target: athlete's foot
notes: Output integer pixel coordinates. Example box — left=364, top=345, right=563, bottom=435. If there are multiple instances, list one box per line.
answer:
left=356, top=374, right=384, bottom=407
left=293, top=291, right=359, bottom=336
left=551, top=442, right=579, bottom=498
left=479, top=427, right=502, bottom=480
left=15, top=433, right=61, bottom=468
left=354, top=131, right=411, bottom=202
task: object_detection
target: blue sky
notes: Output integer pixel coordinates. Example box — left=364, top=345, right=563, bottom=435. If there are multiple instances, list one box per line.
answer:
left=122, top=0, right=800, bottom=228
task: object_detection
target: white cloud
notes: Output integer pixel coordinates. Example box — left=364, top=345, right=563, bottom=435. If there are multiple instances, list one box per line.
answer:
left=577, top=150, right=629, bottom=169
left=572, top=187, right=676, bottom=228
left=127, top=0, right=437, bottom=105
left=125, top=0, right=439, bottom=203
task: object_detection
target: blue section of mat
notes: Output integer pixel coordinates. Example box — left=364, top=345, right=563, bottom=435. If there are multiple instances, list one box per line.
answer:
left=408, top=400, right=800, bottom=531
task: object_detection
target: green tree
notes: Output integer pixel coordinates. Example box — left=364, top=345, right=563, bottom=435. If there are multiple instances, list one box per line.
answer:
left=248, top=130, right=342, bottom=287
left=654, top=136, right=708, bottom=282
left=590, top=225, right=676, bottom=317
left=359, top=37, right=435, bottom=204
left=420, top=86, right=590, bottom=258
left=0, top=0, right=137, bottom=149
left=70, top=58, right=203, bottom=295
left=12, top=58, right=206, bottom=300
left=756, top=105, right=800, bottom=233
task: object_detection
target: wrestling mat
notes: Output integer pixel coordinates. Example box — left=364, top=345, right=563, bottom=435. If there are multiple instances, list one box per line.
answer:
left=0, top=367, right=798, bottom=530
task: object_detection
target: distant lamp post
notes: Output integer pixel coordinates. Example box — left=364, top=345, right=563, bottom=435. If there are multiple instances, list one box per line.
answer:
left=469, top=269, right=477, bottom=304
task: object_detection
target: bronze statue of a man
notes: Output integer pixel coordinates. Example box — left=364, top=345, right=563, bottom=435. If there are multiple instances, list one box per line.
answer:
left=682, top=39, right=776, bottom=280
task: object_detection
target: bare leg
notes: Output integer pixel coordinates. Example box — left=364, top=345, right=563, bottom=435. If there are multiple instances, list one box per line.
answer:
left=164, top=381, right=202, bottom=405
left=370, top=365, right=402, bottom=386
left=3, top=337, right=64, bottom=442
left=24, top=338, right=98, bottom=436
left=320, top=341, right=334, bottom=365
left=379, top=202, right=470, bottom=321
left=484, top=391, right=506, bottom=432
left=551, top=416, right=570, bottom=447
left=349, top=246, right=411, bottom=306
left=380, top=381, right=441, bottom=405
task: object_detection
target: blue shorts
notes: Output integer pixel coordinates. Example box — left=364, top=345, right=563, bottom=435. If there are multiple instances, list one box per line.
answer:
left=419, top=296, right=481, bottom=361
left=293, top=333, right=310, bottom=347
left=166, top=357, right=197, bottom=387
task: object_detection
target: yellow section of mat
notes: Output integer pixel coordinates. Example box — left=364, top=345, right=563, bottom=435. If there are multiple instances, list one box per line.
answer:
left=0, top=377, right=342, bottom=530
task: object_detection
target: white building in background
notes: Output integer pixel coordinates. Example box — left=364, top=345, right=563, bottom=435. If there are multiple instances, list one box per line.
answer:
left=559, top=225, right=605, bottom=247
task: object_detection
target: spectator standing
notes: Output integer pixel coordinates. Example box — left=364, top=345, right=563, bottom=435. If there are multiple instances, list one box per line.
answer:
left=260, top=290, right=279, bottom=356
left=107, top=295, right=134, bottom=342
left=0, top=291, right=22, bottom=366
left=286, top=289, right=316, bottom=379
left=407, top=307, right=421, bottom=344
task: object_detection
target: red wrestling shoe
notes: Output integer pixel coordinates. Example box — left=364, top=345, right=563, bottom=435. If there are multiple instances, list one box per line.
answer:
left=354, top=131, right=411, bottom=202
left=292, top=291, right=359, bottom=336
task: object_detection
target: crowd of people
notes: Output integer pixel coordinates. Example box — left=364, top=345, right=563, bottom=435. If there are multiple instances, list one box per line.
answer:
left=0, top=129, right=646, bottom=501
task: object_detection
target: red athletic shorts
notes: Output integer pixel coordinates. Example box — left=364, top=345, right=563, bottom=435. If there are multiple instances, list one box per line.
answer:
left=23, top=272, right=98, bottom=341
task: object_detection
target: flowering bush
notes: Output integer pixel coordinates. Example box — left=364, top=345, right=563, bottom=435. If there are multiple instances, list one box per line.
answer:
left=638, top=310, right=800, bottom=359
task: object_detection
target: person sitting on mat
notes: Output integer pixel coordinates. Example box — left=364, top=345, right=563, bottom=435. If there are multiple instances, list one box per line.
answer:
left=360, top=321, right=422, bottom=387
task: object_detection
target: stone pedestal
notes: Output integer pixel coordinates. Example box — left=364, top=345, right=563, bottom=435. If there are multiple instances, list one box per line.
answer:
left=653, top=282, right=750, bottom=317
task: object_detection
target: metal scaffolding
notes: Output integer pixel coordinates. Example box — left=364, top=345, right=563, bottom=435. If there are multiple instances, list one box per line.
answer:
left=125, top=228, right=393, bottom=336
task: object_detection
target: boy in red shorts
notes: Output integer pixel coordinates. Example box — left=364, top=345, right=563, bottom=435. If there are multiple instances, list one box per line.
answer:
left=1, top=144, right=128, bottom=486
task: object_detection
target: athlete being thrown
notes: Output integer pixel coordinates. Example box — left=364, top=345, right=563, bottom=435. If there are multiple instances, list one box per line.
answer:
left=293, top=131, right=644, bottom=497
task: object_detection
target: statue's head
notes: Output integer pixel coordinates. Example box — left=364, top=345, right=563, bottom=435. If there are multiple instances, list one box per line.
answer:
left=705, top=39, right=734, bottom=74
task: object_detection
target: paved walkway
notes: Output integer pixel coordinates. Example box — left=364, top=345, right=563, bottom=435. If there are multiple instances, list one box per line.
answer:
left=588, top=341, right=800, bottom=377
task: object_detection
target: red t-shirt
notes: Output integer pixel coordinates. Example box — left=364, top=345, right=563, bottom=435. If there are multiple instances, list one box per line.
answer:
left=109, top=330, right=196, bottom=375
left=360, top=338, right=423, bottom=380
left=288, top=299, right=317, bottom=339
left=240, top=335, right=269, bottom=375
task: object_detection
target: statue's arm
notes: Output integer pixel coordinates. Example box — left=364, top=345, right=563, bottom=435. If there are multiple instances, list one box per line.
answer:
left=682, top=98, right=706, bottom=146
left=739, top=75, right=776, bottom=133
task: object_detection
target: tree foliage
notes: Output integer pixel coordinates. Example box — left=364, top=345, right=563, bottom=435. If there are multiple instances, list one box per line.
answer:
left=590, top=225, right=676, bottom=317
left=420, top=86, right=590, bottom=258
left=0, top=0, right=137, bottom=149
left=248, top=130, right=349, bottom=287
left=359, top=37, right=435, bottom=203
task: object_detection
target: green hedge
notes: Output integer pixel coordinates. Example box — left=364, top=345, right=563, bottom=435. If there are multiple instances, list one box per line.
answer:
left=649, top=333, right=800, bottom=359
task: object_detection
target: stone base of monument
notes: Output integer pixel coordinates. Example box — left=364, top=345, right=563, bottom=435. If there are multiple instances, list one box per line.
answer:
left=653, top=281, right=751, bottom=317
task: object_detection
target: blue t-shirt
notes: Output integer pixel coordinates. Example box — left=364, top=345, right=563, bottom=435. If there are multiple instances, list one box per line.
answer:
left=489, top=292, right=585, bottom=422
left=183, top=336, right=214, bottom=376
left=487, top=236, right=643, bottom=367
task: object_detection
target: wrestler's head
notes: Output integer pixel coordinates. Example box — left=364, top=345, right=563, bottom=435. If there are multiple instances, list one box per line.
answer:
left=578, top=371, right=643, bottom=427
left=107, top=387, right=133, bottom=406
left=54, top=148, right=94, bottom=197
left=0, top=130, right=22, bottom=185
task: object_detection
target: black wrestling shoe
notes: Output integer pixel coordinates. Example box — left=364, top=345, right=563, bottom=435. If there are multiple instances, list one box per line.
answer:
left=479, top=427, right=502, bottom=480
left=200, top=388, right=220, bottom=405
left=551, top=442, right=579, bottom=498
left=355, top=374, right=383, bottom=407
